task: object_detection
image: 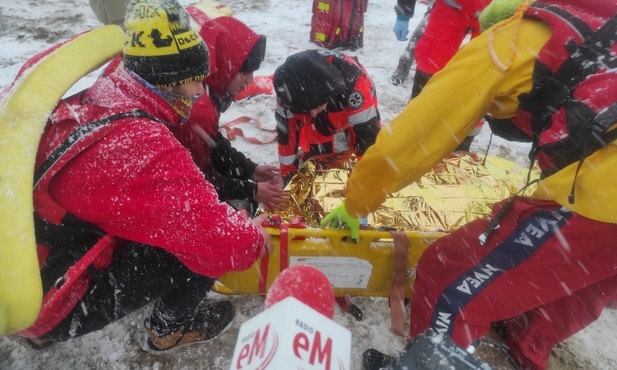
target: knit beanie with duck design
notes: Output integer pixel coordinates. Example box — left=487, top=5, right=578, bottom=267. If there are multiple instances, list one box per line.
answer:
left=123, top=0, right=210, bottom=86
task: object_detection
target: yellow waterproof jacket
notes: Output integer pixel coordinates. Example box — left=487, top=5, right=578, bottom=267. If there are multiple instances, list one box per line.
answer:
left=344, top=16, right=617, bottom=224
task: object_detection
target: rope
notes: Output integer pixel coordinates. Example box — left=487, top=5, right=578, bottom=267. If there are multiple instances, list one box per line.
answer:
left=487, top=0, right=532, bottom=72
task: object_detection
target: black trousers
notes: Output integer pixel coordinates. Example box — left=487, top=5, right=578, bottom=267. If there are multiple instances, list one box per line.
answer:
left=410, top=69, right=433, bottom=101
left=41, top=243, right=214, bottom=341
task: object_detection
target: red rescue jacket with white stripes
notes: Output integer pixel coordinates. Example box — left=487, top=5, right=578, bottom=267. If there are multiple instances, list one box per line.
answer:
left=275, top=53, right=381, bottom=176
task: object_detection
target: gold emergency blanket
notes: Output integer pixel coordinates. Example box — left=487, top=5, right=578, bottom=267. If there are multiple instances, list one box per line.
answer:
left=280, top=152, right=539, bottom=232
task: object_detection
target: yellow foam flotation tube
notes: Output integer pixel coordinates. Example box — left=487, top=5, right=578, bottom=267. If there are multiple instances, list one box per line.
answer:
left=0, top=25, right=124, bottom=335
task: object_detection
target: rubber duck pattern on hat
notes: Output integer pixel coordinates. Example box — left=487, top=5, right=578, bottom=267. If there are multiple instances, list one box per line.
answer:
left=123, top=0, right=210, bottom=86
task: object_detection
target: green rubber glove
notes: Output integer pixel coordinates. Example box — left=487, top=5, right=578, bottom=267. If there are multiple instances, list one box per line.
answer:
left=479, top=0, right=525, bottom=32
left=320, top=204, right=360, bottom=242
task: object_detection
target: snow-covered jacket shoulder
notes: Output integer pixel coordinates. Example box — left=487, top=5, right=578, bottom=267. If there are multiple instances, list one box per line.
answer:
left=35, top=67, right=265, bottom=278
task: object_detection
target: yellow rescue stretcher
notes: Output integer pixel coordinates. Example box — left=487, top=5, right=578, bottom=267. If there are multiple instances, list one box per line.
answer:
left=213, top=151, right=537, bottom=299
left=214, top=227, right=445, bottom=297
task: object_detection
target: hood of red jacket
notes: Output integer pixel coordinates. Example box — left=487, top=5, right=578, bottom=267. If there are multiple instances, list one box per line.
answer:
left=199, top=17, right=261, bottom=96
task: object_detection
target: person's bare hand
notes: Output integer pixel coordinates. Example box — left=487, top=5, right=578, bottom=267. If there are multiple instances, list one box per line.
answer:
left=254, top=182, right=289, bottom=212
left=252, top=213, right=274, bottom=257
left=268, top=174, right=284, bottom=187
left=251, top=165, right=280, bottom=183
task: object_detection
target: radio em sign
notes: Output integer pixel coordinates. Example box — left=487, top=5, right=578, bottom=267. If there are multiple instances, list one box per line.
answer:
left=229, top=297, right=351, bottom=370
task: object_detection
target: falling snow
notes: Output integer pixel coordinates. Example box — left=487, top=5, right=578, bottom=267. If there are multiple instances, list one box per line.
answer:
left=1, top=0, right=616, bottom=369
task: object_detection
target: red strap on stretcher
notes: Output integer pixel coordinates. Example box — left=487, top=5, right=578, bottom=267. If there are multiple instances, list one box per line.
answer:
left=258, top=253, right=270, bottom=294
left=390, top=231, right=410, bottom=338
left=219, top=116, right=277, bottom=144
left=279, top=224, right=289, bottom=272
left=257, top=223, right=294, bottom=294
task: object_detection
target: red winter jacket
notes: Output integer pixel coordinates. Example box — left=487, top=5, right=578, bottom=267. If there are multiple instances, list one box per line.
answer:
left=171, top=17, right=261, bottom=201
left=28, top=67, right=265, bottom=336
left=415, top=0, right=491, bottom=74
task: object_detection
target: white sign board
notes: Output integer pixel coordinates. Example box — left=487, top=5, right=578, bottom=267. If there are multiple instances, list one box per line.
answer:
left=229, top=297, right=352, bottom=370
left=290, top=256, right=373, bottom=289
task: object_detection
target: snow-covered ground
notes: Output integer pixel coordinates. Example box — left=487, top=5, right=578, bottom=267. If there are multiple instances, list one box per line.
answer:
left=1, top=0, right=617, bottom=369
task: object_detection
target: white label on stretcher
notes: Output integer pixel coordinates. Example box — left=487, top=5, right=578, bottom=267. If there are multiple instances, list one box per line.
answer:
left=289, top=257, right=373, bottom=289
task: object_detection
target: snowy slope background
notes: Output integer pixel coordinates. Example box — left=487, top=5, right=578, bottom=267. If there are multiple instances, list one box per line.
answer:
left=1, top=0, right=616, bottom=369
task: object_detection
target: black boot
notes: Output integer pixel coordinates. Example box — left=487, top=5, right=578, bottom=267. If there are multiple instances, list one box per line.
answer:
left=145, top=300, right=234, bottom=352
left=391, top=58, right=413, bottom=86
left=362, top=348, right=397, bottom=370
left=23, top=338, right=54, bottom=350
